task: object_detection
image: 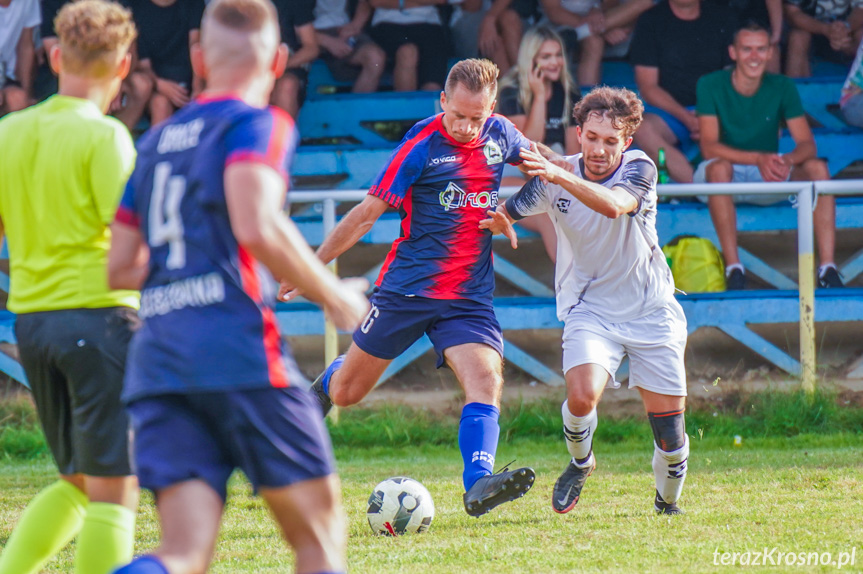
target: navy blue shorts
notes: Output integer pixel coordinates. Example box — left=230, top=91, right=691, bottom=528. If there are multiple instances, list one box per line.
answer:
left=352, top=290, right=503, bottom=368
left=127, top=387, right=335, bottom=501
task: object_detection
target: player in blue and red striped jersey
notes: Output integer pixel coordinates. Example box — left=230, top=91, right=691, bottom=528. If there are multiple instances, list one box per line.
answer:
left=108, top=1, right=369, bottom=573
left=281, top=58, right=560, bottom=518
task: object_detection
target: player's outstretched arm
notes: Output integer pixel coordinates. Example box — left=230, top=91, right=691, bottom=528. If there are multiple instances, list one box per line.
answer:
left=225, top=162, right=370, bottom=332
left=520, top=143, right=637, bottom=218
left=108, top=223, right=151, bottom=290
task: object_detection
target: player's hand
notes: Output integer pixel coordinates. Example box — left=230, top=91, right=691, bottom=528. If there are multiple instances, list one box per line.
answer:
left=156, top=78, right=190, bottom=108
left=520, top=142, right=561, bottom=184
left=279, top=278, right=301, bottom=302
left=479, top=209, right=518, bottom=249
left=549, top=155, right=575, bottom=173
left=478, top=16, right=500, bottom=57
left=756, top=153, right=788, bottom=182
left=683, top=110, right=700, bottom=141
left=323, top=277, right=371, bottom=332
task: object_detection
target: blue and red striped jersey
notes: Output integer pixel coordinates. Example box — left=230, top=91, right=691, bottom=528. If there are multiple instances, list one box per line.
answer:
left=369, top=113, right=530, bottom=302
left=116, top=95, right=305, bottom=402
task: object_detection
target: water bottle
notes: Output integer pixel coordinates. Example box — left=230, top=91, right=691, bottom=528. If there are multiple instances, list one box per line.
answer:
left=657, top=147, right=670, bottom=184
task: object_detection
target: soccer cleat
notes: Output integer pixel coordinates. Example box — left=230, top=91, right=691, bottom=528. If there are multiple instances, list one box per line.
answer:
left=552, top=457, right=595, bottom=513
left=310, top=373, right=333, bottom=417
left=725, top=267, right=746, bottom=291
left=463, top=464, right=535, bottom=517
left=818, top=266, right=844, bottom=288
left=654, top=490, right=685, bottom=515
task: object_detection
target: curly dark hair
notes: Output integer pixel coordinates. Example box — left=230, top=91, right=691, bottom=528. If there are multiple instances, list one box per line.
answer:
left=572, top=86, right=644, bottom=140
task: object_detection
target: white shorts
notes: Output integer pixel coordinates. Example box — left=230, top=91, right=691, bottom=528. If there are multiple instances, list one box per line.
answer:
left=693, top=158, right=792, bottom=206
left=561, top=299, right=688, bottom=396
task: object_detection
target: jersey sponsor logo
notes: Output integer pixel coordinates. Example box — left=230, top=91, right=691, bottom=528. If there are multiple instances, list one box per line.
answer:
left=157, top=118, right=205, bottom=154
left=139, top=272, right=226, bottom=319
left=430, top=154, right=458, bottom=166
left=483, top=140, right=503, bottom=165
left=439, top=182, right=498, bottom=211
left=556, top=198, right=571, bottom=213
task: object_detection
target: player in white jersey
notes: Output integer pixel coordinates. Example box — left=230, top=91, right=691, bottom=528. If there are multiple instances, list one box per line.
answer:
left=482, top=86, right=689, bottom=515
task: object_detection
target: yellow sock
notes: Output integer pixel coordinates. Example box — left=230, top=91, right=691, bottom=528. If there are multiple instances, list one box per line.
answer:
left=74, top=502, right=136, bottom=574
left=0, top=479, right=87, bottom=574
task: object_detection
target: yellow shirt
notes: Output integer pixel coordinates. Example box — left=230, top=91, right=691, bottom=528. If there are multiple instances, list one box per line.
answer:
left=0, top=95, right=139, bottom=313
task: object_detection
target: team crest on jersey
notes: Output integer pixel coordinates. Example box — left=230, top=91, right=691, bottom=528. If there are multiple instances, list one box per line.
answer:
left=556, top=198, right=571, bottom=213
left=439, top=182, right=498, bottom=211
left=483, top=140, right=503, bottom=165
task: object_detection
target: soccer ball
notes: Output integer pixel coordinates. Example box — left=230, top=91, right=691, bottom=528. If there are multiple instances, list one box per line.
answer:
left=367, top=477, right=435, bottom=536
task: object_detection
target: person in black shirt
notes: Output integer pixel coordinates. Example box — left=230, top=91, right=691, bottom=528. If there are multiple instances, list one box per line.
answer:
left=272, top=0, right=318, bottom=118
left=127, top=0, right=205, bottom=125
left=630, top=0, right=735, bottom=183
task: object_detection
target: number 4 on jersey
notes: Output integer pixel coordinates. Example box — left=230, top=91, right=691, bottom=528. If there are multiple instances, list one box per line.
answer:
left=149, top=161, right=187, bottom=269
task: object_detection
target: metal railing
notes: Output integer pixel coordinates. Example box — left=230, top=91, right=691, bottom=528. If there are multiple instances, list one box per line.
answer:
left=288, top=179, right=863, bottom=393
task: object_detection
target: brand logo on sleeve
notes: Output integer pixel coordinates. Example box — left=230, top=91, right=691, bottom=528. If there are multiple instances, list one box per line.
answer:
left=556, top=198, right=571, bottom=213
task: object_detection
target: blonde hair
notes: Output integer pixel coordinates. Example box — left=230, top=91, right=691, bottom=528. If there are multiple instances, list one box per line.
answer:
left=55, top=0, right=137, bottom=77
left=498, top=26, right=578, bottom=129
left=445, top=58, right=499, bottom=99
left=201, top=0, right=281, bottom=70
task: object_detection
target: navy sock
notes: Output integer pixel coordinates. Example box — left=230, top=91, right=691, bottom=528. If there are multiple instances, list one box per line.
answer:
left=112, top=555, right=169, bottom=574
left=459, top=402, right=501, bottom=491
left=321, top=354, right=345, bottom=396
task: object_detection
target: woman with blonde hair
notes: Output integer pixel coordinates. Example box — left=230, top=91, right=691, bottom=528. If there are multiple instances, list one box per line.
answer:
left=498, top=25, right=580, bottom=261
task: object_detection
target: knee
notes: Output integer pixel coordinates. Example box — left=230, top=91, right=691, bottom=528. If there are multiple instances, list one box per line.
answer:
left=581, top=35, right=605, bottom=56
left=149, top=93, right=174, bottom=122
left=129, top=72, right=154, bottom=100
left=705, top=159, right=733, bottom=182
left=4, top=87, right=29, bottom=112
left=499, top=10, right=521, bottom=29
left=395, top=43, right=419, bottom=67
left=566, top=395, right=598, bottom=416
left=362, top=44, right=387, bottom=70
left=802, top=158, right=829, bottom=180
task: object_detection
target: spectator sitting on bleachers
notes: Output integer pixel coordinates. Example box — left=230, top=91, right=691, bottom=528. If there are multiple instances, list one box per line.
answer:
left=630, top=0, right=736, bottom=183
left=368, top=0, right=449, bottom=91
left=497, top=25, right=581, bottom=261
left=451, top=0, right=539, bottom=72
left=841, top=38, right=863, bottom=126
left=695, top=21, right=843, bottom=289
left=707, top=0, right=783, bottom=72
left=41, top=0, right=153, bottom=131
left=273, top=0, right=319, bottom=117
left=540, top=0, right=655, bottom=86
left=0, top=0, right=40, bottom=115
left=784, top=0, right=862, bottom=78
left=128, top=0, right=205, bottom=126
left=314, top=0, right=385, bottom=93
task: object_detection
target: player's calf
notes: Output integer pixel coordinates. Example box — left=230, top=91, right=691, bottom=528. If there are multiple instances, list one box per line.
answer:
left=648, top=409, right=688, bottom=514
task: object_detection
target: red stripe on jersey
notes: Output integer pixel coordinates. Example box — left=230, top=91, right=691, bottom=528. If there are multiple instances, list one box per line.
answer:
left=114, top=206, right=139, bottom=228
left=377, top=117, right=440, bottom=193
left=237, top=246, right=289, bottom=388
left=266, top=107, right=294, bottom=168
left=377, top=186, right=414, bottom=285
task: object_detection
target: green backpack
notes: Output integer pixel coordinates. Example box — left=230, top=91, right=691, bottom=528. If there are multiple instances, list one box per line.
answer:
left=662, top=236, right=726, bottom=293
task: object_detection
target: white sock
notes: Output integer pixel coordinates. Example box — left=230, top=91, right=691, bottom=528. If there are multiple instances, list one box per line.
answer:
left=562, top=401, right=597, bottom=467
left=725, top=263, right=744, bottom=277
left=574, top=23, right=592, bottom=40
left=818, top=263, right=836, bottom=277
left=652, top=435, right=689, bottom=504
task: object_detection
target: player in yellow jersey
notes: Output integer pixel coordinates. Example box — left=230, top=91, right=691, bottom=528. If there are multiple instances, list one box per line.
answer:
left=0, top=2, right=139, bottom=573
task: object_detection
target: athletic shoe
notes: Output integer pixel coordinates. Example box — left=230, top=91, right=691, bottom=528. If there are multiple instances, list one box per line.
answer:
left=654, top=490, right=685, bottom=515
left=552, top=457, right=595, bottom=513
left=818, top=266, right=844, bottom=288
left=463, top=464, right=535, bottom=517
left=726, top=268, right=746, bottom=290
left=310, top=373, right=333, bottom=417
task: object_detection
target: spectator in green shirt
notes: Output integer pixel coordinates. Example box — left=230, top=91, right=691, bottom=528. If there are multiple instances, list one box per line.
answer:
left=694, top=20, right=842, bottom=289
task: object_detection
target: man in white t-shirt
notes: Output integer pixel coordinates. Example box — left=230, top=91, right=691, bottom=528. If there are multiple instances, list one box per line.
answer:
left=482, top=86, right=689, bottom=515
left=0, top=0, right=41, bottom=114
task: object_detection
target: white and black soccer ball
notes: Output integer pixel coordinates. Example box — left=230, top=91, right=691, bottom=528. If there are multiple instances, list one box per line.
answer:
left=367, top=477, right=435, bottom=536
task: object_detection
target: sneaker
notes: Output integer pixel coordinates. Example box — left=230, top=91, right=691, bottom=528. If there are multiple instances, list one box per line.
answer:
left=310, top=373, right=333, bottom=417
left=818, top=266, right=844, bottom=288
left=725, top=267, right=746, bottom=291
left=463, top=464, right=535, bottom=517
left=552, top=458, right=595, bottom=514
left=654, top=490, right=685, bottom=515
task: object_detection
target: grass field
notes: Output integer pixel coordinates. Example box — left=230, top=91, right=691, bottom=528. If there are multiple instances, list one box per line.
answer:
left=1, top=430, right=861, bottom=573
